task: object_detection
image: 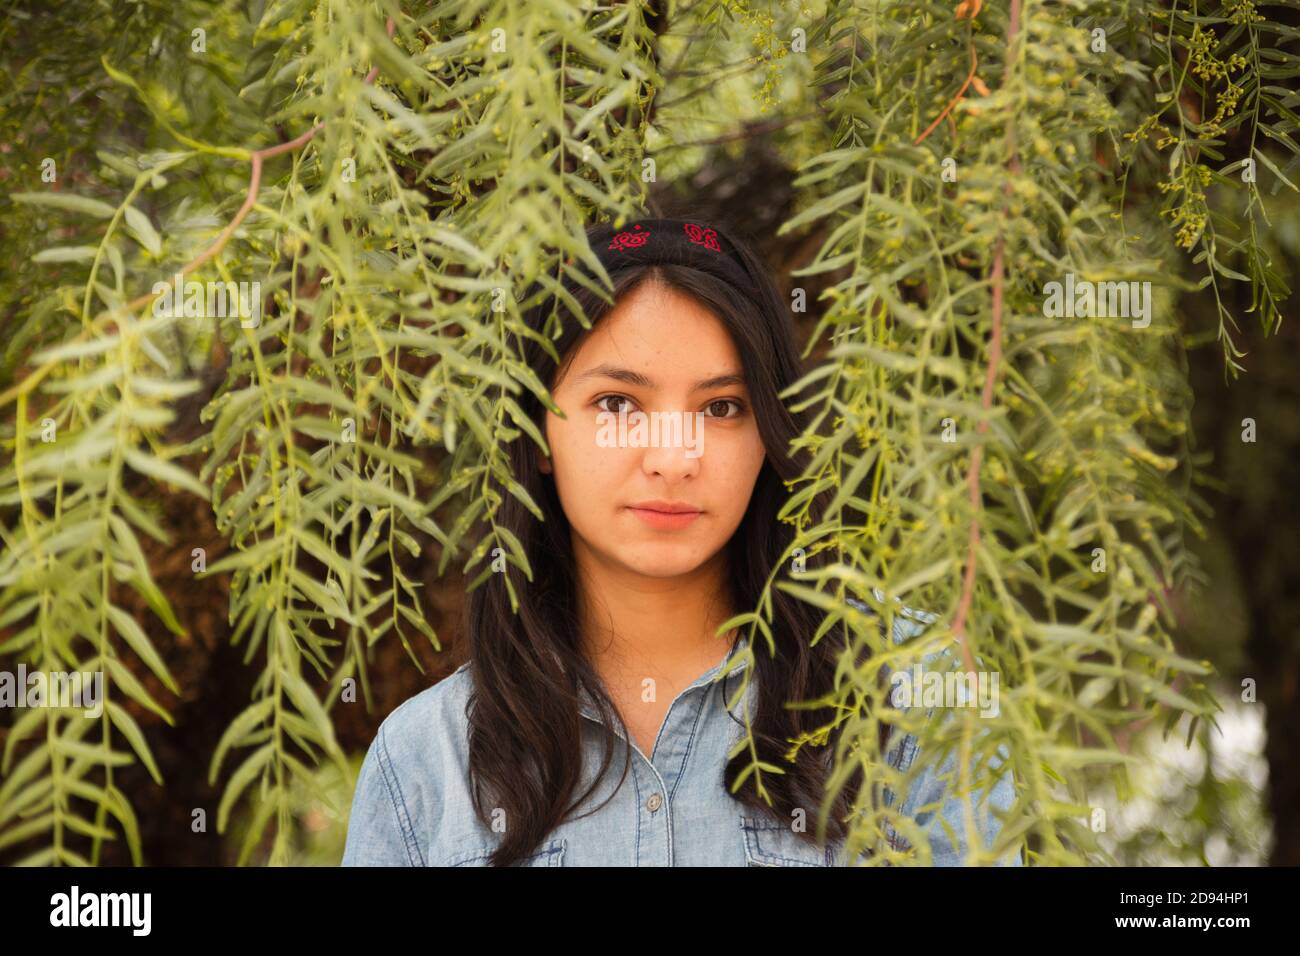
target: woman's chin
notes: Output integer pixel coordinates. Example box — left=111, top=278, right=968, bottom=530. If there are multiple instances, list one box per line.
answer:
left=615, top=546, right=714, bottom=580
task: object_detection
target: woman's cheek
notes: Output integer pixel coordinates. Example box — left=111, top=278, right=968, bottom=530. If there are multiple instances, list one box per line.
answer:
left=553, top=413, right=620, bottom=514
left=721, top=436, right=766, bottom=535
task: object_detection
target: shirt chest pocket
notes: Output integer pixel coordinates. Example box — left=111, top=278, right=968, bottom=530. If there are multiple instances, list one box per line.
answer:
left=444, top=838, right=566, bottom=867
left=738, top=814, right=838, bottom=867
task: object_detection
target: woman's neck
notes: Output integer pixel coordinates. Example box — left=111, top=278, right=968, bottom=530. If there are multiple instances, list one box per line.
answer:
left=573, top=545, right=738, bottom=695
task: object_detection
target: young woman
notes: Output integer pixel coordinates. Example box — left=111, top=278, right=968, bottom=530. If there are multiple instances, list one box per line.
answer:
left=341, top=217, right=1019, bottom=867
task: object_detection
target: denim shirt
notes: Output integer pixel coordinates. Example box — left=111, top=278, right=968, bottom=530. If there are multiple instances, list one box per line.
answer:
left=341, top=597, right=1020, bottom=867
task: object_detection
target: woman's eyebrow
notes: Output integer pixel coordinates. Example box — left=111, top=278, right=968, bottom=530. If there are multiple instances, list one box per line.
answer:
left=572, top=363, right=746, bottom=391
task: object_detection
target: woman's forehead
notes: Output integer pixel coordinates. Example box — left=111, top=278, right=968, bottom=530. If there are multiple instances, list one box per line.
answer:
left=558, top=286, right=741, bottom=383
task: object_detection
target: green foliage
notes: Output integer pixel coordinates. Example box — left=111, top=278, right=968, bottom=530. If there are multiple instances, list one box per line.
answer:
left=1, top=0, right=1293, bottom=865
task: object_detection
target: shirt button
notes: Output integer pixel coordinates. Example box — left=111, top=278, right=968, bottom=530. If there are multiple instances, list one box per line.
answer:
left=646, top=793, right=662, bottom=812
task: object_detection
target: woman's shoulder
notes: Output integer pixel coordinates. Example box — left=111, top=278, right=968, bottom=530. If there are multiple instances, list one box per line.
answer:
left=844, top=590, right=940, bottom=645
left=381, top=661, right=474, bottom=729
left=343, top=664, right=480, bottom=865
left=371, top=663, right=476, bottom=773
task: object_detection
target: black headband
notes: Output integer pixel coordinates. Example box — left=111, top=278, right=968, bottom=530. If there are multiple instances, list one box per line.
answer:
left=583, top=217, right=756, bottom=300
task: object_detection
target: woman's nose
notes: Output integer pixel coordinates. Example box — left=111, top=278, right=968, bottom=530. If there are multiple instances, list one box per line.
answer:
left=638, top=412, right=705, bottom=479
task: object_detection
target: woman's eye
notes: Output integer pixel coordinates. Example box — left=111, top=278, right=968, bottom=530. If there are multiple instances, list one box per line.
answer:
left=704, top=399, right=743, bottom=419
left=595, top=394, right=633, bottom=415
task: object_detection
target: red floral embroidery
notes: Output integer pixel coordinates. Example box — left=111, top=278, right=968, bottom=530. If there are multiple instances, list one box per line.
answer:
left=682, top=222, right=721, bottom=252
left=609, top=223, right=650, bottom=250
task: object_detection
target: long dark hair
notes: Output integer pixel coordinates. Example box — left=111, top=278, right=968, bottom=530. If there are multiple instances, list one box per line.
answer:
left=464, top=217, right=882, bottom=865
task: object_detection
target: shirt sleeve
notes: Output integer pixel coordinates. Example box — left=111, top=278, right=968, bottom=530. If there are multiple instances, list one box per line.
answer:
left=340, top=722, right=425, bottom=866
left=894, top=732, right=1021, bottom=866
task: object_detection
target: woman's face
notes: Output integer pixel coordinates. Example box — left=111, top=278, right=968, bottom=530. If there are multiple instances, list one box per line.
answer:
left=541, top=280, right=767, bottom=580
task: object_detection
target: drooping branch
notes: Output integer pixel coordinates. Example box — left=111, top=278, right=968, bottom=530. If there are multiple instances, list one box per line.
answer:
left=950, top=0, right=1022, bottom=674
left=0, top=17, right=398, bottom=412
left=913, top=3, right=988, bottom=146
left=123, top=15, right=398, bottom=321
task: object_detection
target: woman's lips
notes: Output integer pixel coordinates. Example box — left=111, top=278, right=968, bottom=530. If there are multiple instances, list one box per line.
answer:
left=626, top=506, right=702, bottom=530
